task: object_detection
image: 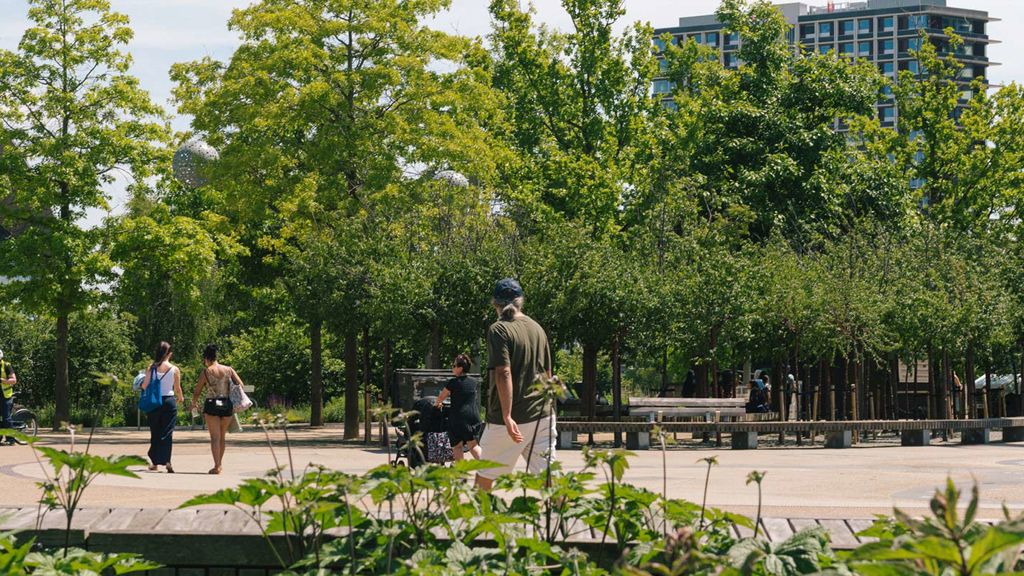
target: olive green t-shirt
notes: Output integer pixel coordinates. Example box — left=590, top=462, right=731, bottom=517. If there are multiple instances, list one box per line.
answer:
left=485, top=314, right=552, bottom=425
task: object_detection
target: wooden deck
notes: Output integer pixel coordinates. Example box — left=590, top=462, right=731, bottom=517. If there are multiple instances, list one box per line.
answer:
left=0, top=504, right=881, bottom=574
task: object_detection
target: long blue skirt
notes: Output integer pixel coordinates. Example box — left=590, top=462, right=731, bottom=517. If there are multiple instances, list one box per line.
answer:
left=147, top=396, right=177, bottom=465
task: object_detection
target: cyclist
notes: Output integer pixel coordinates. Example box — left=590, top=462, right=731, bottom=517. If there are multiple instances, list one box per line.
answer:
left=0, top=349, right=18, bottom=445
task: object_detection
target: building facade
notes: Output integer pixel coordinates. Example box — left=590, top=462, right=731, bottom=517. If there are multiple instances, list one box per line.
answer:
left=653, top=0, right=998, bottom=128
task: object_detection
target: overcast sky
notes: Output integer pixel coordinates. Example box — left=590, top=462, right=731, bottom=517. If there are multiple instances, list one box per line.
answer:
left=2, top=0, right=1022, bottom=222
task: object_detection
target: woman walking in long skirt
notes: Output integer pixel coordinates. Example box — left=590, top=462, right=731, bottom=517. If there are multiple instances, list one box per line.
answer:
left=140, top=341, right=183, bottom=473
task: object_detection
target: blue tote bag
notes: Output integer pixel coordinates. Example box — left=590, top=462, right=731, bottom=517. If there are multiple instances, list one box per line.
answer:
left=138, top=367, right=165, bottom=414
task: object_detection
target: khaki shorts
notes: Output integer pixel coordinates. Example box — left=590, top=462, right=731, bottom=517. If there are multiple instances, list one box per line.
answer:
left=477, top=415, right=556, bottom=480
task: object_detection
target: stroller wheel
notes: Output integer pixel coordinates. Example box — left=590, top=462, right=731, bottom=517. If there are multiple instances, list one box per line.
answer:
left=392, top=458, right=406, bottom=468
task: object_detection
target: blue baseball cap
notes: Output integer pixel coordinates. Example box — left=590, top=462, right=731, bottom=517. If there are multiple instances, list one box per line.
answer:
left=493, top=278, right=524, bottom=301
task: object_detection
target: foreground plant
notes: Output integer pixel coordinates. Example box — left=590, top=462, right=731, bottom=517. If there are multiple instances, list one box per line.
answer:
left=845, top=478, right=1024, bottom=575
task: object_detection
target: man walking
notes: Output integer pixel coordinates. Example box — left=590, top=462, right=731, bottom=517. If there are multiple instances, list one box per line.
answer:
left=476, top=278, right=554, bottom=491
left=0, top=350, right=18, bottom=445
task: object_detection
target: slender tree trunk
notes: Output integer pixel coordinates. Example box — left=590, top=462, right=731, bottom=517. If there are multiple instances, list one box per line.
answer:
left=612, top=335, right=622, bottom=448
left=942, top=349, right=952, bottom=419
left=983, top=371, right=991, bottom=419
left=927, top=346, right=936, bottom=419
left=696, top=363, right=708, bottom=398
left=582, top=343, right=598, bottom=420
left=709, top=329, right=719, bottom=398
left=427, top=322, right=441, bottom=369
left=363, top=326, right=371, bottom=443
left=54, top=311, right=70, bottom=430
left=966, top=345, right=976, bottom=419
left=382, top=337, right=392, bottom=447
left=344, top=332, right=360, bottom=439
left=310, top=319, right=324, bottom=427
left=660, top=348, right=669, bottom=396
left=827, top=357, right=835, bottom=421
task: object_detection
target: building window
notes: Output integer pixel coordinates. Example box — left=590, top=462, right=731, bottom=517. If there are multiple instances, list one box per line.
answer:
left=653, top=79, right=673, bottom=95
left=840, top=42, right=854, bottom=56
left=881, top=85, right=893, bottom=97
left=724, top=52, right=739, bottom=68
left=879, top=106, right=895, bottom=123
left=858, top=41, right=871, bottom=56
left=899, top=14, right=928, bottom=31
left=658, top=58, right=669, bottom=72
left=725, top=31, right=740, bottom=47
left=959, top=66, right=974, bottom=79
left=690, top=33, right=702, bottom=44
left=705, top=32, right=719, bottom=47
left=818, top=43, right=833, bottom=55
left=899, top=37, right=922, bottom=52
left=879, top=16, right=894, bottom=32
left=899, top=60, right=921, bottom=74
left=819, top=22, right=833, bottom=37
left=858, top=19, right=872, bottom=35
left=800, top=23, right=815, bottom=40
left=878, top=38, right=894, bottom=55
left=840, top=20, right=854, bottom=36
left=880, top=61, right=894, bottom=76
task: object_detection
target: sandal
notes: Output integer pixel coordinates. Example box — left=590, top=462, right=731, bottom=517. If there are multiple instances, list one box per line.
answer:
left=148, top=464, right=158, bottom=471
left=165, top=464, right=174, bottom=474
left=208, top=468, right=221, bottom=475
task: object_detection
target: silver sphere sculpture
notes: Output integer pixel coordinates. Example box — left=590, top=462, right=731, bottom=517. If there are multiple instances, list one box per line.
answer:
left=172, top=140, right=219, bottom=188
left=433, top=169, right=469, bottom=188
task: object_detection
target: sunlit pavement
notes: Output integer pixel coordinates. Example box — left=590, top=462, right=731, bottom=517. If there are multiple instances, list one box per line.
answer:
left=2, top=425, right=1023, bottom=520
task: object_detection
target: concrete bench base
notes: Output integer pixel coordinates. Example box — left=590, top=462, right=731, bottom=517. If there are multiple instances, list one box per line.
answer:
left=825, top=430, right=852, bottom=449
left=626, top=431, right=650, bottom=450
left=962, top=428, right=990, bottom=445
left=1004, top=426, right=1024, bottom=442
left=558, top=430, right=576, bottom=450
left=731, top=431, right=758, bottom=450
left=901, top=429, right=930, bottom=446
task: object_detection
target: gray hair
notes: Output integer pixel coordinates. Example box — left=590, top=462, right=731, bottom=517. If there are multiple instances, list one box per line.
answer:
left=494, top=295, right=524, bottom=321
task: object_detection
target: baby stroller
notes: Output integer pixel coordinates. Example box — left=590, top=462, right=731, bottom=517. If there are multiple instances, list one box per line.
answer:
left=393, top=396, right=454, bottom=467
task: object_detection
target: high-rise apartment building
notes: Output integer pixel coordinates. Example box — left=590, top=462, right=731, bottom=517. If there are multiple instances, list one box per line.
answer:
left=653, top=0, right=997, bottom=128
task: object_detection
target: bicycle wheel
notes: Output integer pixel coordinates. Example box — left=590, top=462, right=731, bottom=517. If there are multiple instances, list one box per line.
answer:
left=12, top=408, right=38, bottom=438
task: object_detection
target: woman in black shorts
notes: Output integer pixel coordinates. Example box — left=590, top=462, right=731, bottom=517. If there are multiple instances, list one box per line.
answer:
left=435, top=354, right=482, bottom=461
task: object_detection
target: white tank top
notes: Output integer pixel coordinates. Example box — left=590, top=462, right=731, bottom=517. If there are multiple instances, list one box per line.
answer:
left=154, top=366, right=177, bottom=396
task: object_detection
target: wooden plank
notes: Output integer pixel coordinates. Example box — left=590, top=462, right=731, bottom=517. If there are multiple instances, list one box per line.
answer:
left=629, top=397, right=746, bottom=408
left=818, top=518, right=861, bottom=549
left=191, top=509, right=229, bottom=533
left=630, top=408, right=747, bottom=418
left=125, top=508, right=171, bottom=532
left=154, top=508, right=198, bottom=532
left=846, top=519, right=878, bottom=543
left=762, top=517, right=795, bottom=543
left=788, top=518, right=821, bottom=535
left=90, top=508, right=140, bottom=532
left=0, top=507, right=38, bottom=530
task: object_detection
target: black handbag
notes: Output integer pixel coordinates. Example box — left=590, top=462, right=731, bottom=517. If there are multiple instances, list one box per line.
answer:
left=203, top=397, right=234, bottom=417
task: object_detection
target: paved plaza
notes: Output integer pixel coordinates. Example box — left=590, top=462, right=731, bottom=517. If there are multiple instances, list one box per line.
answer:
left=1, top=425, right=1023, bottom=520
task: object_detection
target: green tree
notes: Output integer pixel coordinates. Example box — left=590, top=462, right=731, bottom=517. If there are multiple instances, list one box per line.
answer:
left=172, top=0, right=497, bottom=434
left=0, top=0, right=168, bottom=427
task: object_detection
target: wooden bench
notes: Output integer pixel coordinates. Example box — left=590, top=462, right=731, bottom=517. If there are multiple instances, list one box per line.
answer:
left=555, top=417, right=1024, bottom=450
left=624, top=397, right=748, bottom=450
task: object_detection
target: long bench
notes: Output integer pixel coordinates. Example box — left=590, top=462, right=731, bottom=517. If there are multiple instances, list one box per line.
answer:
left=556, top=417, right=1024, bottom=450
left=557, top=397, right=750, bottom=450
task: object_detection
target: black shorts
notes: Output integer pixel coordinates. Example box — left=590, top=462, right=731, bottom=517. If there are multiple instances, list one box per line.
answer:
left=203, top=397, right=233, bottom=417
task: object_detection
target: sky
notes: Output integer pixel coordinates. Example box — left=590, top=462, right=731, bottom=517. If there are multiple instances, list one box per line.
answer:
left=2, top=0, right=1023, bottom=223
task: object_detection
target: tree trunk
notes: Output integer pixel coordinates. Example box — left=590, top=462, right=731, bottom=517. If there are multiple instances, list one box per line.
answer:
left=612, top=335, right=622, bottom=448
left=696, top=363, right=708, bottom=398
left=660, top=348, right=669, bottom=396
left=309, top=319, right=324, bottom=427
left=344, top=332, right=360, bottom=439
left=966, top=345, right=976, bottom=419
left=54, top=311, right=70, bottom=430
left=382, top=337, right=392, bottom=447
left=941, top=349, right=952, bottom=419
left=983, top=371, right=991, bottom=419
left=582, top=343, right=598, bottom=420
left=827, top=357, right=835, bottom=421
left=363, top=326, right=371, bottom=443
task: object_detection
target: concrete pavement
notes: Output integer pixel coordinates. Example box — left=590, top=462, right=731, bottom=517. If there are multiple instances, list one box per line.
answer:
left=2, top=425, right=1023, bottom=520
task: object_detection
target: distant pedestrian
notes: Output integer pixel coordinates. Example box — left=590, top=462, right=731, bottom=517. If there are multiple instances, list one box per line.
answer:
left=435, top=353, right=483, bottom=462
left=0, top=350, right=18, bottom=446
left=476, top=278, right=554, bottom=491
left=191, top=344, right=244, bottom=474
left=682, top=369, right=696, bottom=397
left=140, top=342, right=183, bottom=472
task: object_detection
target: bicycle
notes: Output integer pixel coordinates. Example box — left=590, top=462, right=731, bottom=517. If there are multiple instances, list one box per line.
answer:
left=3, top=392, right=37, bottom=443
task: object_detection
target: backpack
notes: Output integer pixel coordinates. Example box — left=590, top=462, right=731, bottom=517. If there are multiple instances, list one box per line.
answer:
left=138, top=367, right=166, bottom=413
left=747, top=386, right=770, bottom=413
